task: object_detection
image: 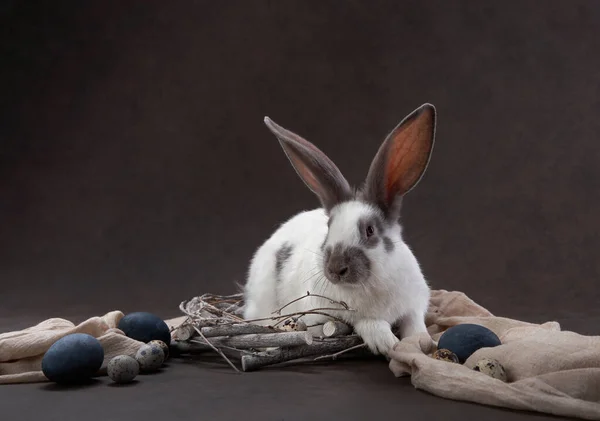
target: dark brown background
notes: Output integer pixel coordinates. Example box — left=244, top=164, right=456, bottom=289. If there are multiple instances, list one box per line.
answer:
left=1, top=1, right=599, bottom=420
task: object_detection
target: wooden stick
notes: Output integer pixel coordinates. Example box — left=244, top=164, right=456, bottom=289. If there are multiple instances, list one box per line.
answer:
left=192, top=326, right=241, bottom=373
left=240, top=309, right=350, bottom=326
left=313, top=343, right=368, bottom=360
left=171, top=340, right=213, bottom=354
left=200, top=323, right=282, bottom=338
left=272, top=291, right=352, bottom=315
left=322, top=320, right=353, bottom=337
left=172, top=318, right=223, bottom=341
left=199, top=331, right=313, bottom=349
left=172, top=323, right=196, bottom=341
left=241, top=335, right=364, bottom=372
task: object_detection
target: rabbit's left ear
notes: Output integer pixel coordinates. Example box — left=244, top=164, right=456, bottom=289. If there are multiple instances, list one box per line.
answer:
left=264, top=117, right=353, bottom=213
left=363, top=103, right=436, bottom=219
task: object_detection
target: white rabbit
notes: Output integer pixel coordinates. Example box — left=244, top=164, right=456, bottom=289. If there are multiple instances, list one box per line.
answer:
left=243, top=104, right=436, bottom=357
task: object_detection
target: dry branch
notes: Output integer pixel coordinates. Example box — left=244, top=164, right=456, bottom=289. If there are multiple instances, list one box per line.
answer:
left=200, top=323, right=282, bottom=338
left=193, top=326, right=241, bottom=373
left=171, top=340, right=212, bottom=354
left=195, top=331, right=313, bottom=349
left=240, top=335, right=365, bottom=372
left=323, top=320, right=353, bottom=337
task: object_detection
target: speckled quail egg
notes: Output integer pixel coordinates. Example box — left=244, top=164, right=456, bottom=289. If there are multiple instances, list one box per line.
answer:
left=107, top=355, right=140, bottom=384
left=280, top=318, right=307, bottom=332
left=432, top=348, right=460, bottom=363
left=473, top=358, right=507, bottom=381
left=135, top=343, right=165, bottom=372
left=148, top=340, right=169, bottom=360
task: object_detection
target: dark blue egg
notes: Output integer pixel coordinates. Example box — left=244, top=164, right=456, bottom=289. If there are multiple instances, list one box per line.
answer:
left=41, top=333, right=104, bottom=384
left=437, top=324, right=501, bottom=363
left=117, top=312, right=171, bottom=346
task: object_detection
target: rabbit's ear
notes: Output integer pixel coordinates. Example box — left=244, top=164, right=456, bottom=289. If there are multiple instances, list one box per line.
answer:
left=264, top=117, right=353, bottom=212
left=363, top=103, right=436, bottom=220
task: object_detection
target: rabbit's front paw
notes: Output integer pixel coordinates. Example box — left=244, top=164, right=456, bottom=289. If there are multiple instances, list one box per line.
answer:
left=354, top=320, right=400, bottom=356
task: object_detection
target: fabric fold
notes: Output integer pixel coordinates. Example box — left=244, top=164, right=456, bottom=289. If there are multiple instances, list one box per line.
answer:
left=0, top=311, right=143, bottom=384
left=389, top=289, right=600, bottom=420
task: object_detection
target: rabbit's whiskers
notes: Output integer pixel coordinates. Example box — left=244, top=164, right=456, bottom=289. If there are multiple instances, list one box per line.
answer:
left=303, top=248, right=324, bottom=258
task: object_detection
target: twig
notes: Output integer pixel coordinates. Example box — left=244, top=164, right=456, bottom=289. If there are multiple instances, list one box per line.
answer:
left=240, top=335, right=365, bottom=372
left=313, top=343, right=368, bottom=361
left=172, top=341, right=249, bottom=361
left=171, top=322, right=196, bottom=341
left=192, top=326, right=241, bottom=373
left=200, top=323, right=282, bottom=338
left=272, top=291, right=351, bottom=315
left=241, top=308, right=353, bottom=326
left=171, top=340, right=212, bottom=353
left=322, top=320, right=353, bottom=337
left=191, top=331, right=313, bottom=349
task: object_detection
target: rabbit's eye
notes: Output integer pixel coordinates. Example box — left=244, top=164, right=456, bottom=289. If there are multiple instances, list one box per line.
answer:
left=366, top=225, right=375, bottom=237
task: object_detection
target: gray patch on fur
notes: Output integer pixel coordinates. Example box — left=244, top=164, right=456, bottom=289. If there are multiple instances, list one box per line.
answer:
left=324, top=245, right=332, bottom=260
left=357, top=215, right=384, bottom=248
left=383, top=236, right=394, bottom=252
left=325, top=243, right=370, bottom=285
left=275, top=243, right=293, bottom=281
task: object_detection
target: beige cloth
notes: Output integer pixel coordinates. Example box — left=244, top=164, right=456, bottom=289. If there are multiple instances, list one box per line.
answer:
left=0, top=311, right=144, bottom=384
left=389, top=290, right=600, bottom=420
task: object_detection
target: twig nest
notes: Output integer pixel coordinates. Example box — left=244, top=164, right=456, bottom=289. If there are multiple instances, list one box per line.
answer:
left=118, top=312, right=171, bottom=346
left=135, top=343, right=165, bottom=373
left=280, top=318, right=307, bottom=332
left=437, top=323, right=501, bottom=363
left=41, top=333, right=104, bottom=385
left=473, top=358, right=507, bottom=382
left=432, top=348, right=459, bottom=363
left=148, top=340, right=169, bottom=360
left=107, top=355, right=140, bottom=384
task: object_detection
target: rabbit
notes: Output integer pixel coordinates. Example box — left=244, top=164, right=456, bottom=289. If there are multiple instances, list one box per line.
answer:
left=242, top=103, right=436, bottom=357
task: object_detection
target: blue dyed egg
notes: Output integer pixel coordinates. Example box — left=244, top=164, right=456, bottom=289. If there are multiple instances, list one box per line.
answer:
left=41, top=333, right=104, bottom=384
left=437, top=324, right=501, bottom=363
left=117, top=312, right=171, bottom=346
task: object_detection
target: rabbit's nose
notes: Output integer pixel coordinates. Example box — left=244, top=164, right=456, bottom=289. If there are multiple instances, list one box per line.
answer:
left=327, top=262, right=349, bottom=278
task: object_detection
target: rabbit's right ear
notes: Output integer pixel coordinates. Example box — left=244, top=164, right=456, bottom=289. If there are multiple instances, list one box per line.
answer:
left=363, top=104, right=436, bottom=220
left=264, top=117, right=353, bottom=213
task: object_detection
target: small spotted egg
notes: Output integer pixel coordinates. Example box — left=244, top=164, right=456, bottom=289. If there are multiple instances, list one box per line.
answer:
left=432, top=348, right=460, bottom=363
left=280, top=318, right=307, bottom=332
left=107, top=355, right=140, bottom=384
left=148, top=340, right=169, bottom=360
left=473, top=358, right=508, bottom=381
left=135, top=343, right=165, bottom=372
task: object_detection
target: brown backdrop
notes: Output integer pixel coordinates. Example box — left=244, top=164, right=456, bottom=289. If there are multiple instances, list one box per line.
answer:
left=1, top=2, right=600, bottom=418
left=4, top=0, right=600, bottom=327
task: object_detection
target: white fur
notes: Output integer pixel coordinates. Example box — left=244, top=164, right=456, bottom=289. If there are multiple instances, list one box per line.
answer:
left=243, top=201, right=430, bottom=356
